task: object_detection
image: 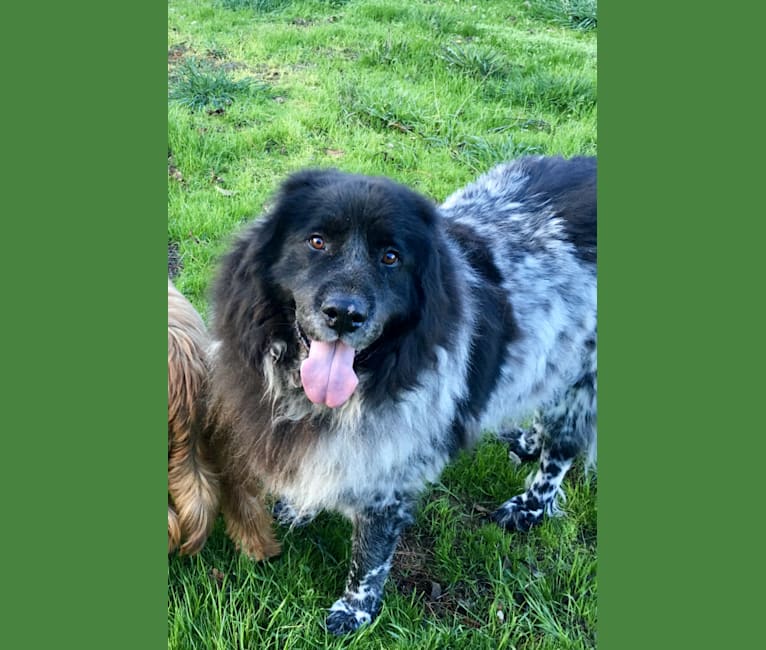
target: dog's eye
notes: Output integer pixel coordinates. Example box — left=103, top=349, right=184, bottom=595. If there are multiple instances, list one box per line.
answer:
left=308, top=235, right=326, bottom=251
left=381, top=250, right=400, bottom=266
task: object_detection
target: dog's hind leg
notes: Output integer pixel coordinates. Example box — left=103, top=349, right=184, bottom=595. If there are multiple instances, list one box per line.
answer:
left=326, top=499, right=414, bottom=635
left=222, top=477, right=281, bottom=561
left=492, top=370, right=596, bottom=532
left=497, top=412, right=544, bottom=462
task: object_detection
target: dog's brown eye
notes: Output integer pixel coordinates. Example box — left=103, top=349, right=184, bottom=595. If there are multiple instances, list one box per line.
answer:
left=382, top=250, right=400, bottom=266
left=308, top=235, right=326, bottom=251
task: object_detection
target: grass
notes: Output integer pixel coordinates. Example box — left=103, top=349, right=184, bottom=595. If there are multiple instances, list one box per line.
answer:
left=438, top=43, right=514, bottom=80
left=169, top=441, right=596, bottom=650
left=168, top=0, right=597, bottom=647
left=528, top=0, right=598, bottom=31
left=170, top=56, right=268, bottom=111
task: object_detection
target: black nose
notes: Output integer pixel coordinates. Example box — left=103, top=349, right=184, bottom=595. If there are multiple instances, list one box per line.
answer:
left=321, top=297, right=367, bottom=335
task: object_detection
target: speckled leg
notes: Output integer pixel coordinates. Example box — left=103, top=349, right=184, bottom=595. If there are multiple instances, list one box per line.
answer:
left=492, top=371, right=596, bottom=531
left=326, top=500, right=414, bottom=635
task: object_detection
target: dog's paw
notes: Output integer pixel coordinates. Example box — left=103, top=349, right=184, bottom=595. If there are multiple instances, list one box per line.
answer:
left=497, top=426, right=542, bottom=462
left=272, top=500, right=317, bottom=528
left=326, top=598, right=374, bottom=635
left=491, top=494, right=544, bottom=532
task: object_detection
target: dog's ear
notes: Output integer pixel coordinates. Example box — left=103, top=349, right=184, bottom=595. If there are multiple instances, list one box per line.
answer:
left=410, top=202, right=456, bottom=357
left=410, top=191, right=440, bottom=229
left=279, top=168, right=342, bottom=197
left=211, top=217, right=293, bottom=372
left=266, top=168, right=347, bottom=234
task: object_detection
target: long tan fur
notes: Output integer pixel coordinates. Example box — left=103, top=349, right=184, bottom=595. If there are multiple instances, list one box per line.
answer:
left=167, top=279, right=222, bottom=555
left=168, top=280, right=279, bottom=559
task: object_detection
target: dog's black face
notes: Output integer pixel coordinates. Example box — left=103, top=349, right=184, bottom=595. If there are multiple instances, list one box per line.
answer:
left=270, top=172, right=425, bottom=352
left=220, top=169, right=450, bottom=408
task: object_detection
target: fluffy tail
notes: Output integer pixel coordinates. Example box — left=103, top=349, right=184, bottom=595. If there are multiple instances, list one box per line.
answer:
left=168, top=281, right=220, bottom=555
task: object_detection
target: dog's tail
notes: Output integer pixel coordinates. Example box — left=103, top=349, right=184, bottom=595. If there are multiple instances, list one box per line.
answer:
left=168, top=281, right=220, bottom=555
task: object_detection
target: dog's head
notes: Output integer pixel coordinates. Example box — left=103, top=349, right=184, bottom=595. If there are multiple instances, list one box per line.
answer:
left=214, top=169, right=455, bottom=409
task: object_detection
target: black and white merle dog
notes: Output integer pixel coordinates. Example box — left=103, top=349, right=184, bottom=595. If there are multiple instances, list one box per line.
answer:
left=208, top=156, right=596, bottom=634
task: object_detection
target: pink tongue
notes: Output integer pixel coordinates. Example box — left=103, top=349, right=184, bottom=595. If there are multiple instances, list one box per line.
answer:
left=300, top=340, right=358, bottom=408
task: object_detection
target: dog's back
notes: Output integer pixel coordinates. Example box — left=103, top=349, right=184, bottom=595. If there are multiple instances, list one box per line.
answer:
left=443, top=156, right=597, bottom=530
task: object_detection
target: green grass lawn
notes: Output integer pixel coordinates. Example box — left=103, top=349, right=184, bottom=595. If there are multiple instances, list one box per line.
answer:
left=168, top=1, right=597, bottom=647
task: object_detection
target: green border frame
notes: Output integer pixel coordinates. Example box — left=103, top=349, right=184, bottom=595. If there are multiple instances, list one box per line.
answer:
left=4, top=1, right=762, bottom=648
left=3, top=3, right=166, bottom=648
left=600, top=2, right=763, bottom=648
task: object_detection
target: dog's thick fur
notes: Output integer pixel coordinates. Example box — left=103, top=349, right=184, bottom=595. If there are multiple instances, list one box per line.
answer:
left=209, top=156, right=597, bottom=634
left=168, top=280, right=278, bottom=558
left=168, top=280, right=220, bottom=554
left=168, top=279, right=280, bottom=560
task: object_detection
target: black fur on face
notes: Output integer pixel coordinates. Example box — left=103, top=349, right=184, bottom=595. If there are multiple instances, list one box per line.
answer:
left=211, top=169, right=461, bottom=405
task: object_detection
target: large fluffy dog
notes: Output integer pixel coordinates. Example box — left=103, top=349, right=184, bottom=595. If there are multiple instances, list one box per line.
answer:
left=168, top=280, right=280, bottom=559
left=209, top=156, right=597, bottom=634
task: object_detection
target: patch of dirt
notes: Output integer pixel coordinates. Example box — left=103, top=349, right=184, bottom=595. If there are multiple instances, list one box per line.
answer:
left=391, top=530, right=436, bottom=600
left=391, top=529, right=490, bottom=627
left=311, top=46, right=360, bottom=61
left=252, top=64, right=284, bottom=81
left=168, top=241, right=181, bottom=279
left=218, top=60, right=247, bottom=73
left=168, top=43, right=189, bottom=64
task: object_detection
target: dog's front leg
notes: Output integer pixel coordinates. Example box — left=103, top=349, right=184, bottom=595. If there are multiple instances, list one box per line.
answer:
left=326, top=500, right=413, bottom=635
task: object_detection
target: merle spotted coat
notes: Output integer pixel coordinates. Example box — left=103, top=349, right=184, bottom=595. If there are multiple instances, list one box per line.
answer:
left=208, top=156, right=597, bottom=634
